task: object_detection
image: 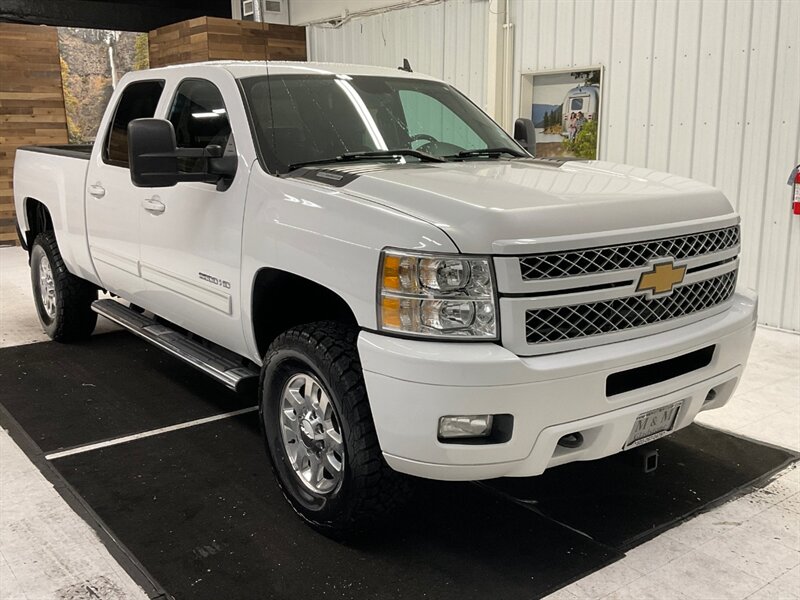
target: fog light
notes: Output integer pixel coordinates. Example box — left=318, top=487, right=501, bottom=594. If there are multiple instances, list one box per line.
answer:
left=438, top=415, right=493, bottom=439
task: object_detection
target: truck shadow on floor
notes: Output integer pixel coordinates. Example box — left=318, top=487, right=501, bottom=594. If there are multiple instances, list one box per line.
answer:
left=1, top=332, right=796, bottom=600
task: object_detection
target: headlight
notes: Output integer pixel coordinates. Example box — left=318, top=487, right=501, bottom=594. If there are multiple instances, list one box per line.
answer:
left=378, top=249, right=497, bottom=339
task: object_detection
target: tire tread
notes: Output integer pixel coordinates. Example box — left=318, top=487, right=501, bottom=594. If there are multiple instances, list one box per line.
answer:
left=32, top=232, right=97, bottom=342
left=261, top=321, right=410, bottom=535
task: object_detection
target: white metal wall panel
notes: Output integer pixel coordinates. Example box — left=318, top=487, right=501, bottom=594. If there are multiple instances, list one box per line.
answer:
left=647, top=0, right=679, bottom=172
left=626, top=0, right=656, bottom=167
left=307, top=0, right=488, bottom=109
left=764, top=1, right=800, bottom=331
left=512, top=0, right=799, bottom=330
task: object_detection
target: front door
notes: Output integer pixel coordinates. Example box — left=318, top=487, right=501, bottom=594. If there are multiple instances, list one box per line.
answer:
left=136, top=75, right=248, bottom=354
left=85, top=79, right=165, bottom=299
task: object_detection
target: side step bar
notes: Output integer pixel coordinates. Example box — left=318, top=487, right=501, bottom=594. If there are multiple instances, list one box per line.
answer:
left=92, top=299, right=259, bottom=393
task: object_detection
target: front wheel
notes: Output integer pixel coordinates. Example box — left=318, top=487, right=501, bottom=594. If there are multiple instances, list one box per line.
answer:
left=259, top=322, right=409, bottom=536
left=30, top=232, right=97, bottom=342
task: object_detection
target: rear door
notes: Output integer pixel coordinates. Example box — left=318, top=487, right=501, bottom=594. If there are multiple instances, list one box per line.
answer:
left=86, top=79, right=165, bottom=299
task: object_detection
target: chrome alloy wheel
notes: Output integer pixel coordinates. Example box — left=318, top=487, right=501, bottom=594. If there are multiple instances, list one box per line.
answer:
left=38, top=254, right=57, bottom=319
left=279, top=373, right=345, bottom=494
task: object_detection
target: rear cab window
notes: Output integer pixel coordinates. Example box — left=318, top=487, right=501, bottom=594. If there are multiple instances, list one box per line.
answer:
left=104, top=80, right=165, bottom=168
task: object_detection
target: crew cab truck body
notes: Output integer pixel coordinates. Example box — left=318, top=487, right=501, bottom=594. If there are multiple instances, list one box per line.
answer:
left=14, top=61, right=756, bottom=532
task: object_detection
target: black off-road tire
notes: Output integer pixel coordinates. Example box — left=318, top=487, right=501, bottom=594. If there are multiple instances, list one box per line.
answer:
left=259, top=321, right=410, bottom=537
left=30, top=232, right=97, bottom=342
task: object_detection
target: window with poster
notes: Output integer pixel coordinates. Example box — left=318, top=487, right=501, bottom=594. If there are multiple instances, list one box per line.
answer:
left=519, top=67, right=603, bottom=160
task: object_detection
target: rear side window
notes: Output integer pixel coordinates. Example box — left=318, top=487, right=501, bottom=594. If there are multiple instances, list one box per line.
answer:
left=105, top=80, right=165, bottom=168
left=168, top=79, right=232, bottom=173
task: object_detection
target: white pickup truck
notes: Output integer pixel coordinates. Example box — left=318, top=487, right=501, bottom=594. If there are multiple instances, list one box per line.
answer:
left=14, top=61, right=756, bottom=534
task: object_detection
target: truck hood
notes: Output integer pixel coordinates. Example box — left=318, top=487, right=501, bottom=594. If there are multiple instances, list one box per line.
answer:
left=334, top=159, right=736, bottom=254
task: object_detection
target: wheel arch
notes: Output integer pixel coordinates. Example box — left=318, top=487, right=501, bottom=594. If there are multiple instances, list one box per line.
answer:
left=22, top=197, right=54, bottom=252
left=251, top=268, right=359, bottom=357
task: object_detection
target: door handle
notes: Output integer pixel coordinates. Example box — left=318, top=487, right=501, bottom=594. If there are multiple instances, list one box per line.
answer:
left=142, top=196, right=166, bottom=215
left=88, top=183, right=106, bottom=199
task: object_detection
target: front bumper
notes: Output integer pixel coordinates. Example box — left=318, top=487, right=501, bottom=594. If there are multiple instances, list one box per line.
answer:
left=358, top=290, right=758, bottom=481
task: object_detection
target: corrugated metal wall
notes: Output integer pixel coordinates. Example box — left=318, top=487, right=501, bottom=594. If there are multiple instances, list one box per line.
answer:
left=512, top=0, right=799, bottom=331
left=308, top=0, right=800, bottom=331
left=306, top=0, right=488, bottom=108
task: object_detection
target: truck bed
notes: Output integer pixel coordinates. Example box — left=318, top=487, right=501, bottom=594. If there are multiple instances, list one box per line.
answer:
left=18, top=144, right=93, bottom=160
left=13, top=143, right=98, bottom=285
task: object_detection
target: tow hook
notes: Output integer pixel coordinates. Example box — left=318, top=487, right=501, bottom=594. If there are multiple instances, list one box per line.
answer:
left=634, top=448, right=660, bottom=473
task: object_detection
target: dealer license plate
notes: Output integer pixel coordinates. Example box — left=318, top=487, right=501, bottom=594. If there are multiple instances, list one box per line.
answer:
left=624, top=401, right=683, bottom=449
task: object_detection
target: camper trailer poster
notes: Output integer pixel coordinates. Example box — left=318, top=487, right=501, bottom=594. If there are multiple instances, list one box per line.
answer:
left=529, top=69, right=601, bottom=159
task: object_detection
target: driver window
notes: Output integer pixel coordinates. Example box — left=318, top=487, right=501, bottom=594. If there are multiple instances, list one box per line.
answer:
left=398, top=90, right=483, bottom=150
left=168, top=79, right=232, bottom=173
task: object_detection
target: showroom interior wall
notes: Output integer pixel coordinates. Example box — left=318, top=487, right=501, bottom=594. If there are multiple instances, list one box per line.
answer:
left=307, top=0, right=489, bottom=108
left=291, top=0, right=403, bottom=24
left=307, top=0, right=799, bottom=332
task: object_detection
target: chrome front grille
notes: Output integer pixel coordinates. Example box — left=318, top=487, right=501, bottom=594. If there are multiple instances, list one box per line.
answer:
left=495, top=223, right=741, bottom=356
left=519, top=226, right=740, bottom=280
left=524, top=270, right=737, bottom=344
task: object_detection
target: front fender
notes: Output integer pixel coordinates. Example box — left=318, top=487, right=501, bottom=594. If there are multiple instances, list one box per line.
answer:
left=239, top=166, right=457, bottom=362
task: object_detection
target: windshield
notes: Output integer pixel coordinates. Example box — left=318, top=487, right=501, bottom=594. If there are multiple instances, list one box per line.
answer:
left=239, top=74, right=520, bottom=173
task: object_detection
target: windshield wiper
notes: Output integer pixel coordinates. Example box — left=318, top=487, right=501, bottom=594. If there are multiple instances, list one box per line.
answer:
left=449, top=147, right=527, bottom=159
left=288, top=149, right=445, bottom=171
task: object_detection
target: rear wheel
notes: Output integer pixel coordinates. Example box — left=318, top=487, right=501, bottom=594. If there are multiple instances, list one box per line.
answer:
left=30, top=232, right=97, bottom=342
left=259, top=321, right=409, bottom=536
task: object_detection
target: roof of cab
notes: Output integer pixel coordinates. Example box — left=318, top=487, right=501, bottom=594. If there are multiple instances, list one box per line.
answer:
left=145, top=60, right=442, bottom=81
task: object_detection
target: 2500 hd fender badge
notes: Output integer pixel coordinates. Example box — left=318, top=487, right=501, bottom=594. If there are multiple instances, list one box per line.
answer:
left=199, top=272, right=231, bottom=289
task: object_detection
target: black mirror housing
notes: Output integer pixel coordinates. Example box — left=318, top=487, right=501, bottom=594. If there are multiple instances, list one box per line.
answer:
left=513, top=118, right=537, bottom=154
left=204, top=144, right=224, bottom=158
left=128, top=119, right=180, bottom=188
left=128, top=119, right=236, bottom=189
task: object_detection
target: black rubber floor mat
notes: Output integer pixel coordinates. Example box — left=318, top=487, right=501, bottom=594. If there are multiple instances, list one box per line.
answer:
left=2, top=336, right=796, bottom=599
left=486, top=424, right=798, bottom=550
left=51, top=413, right=619, bottom=600
left=0, top=333, right=253, bottom=453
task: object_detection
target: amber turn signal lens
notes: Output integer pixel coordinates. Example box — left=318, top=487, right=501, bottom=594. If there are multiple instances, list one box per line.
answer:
left=381, top=296, right=402, bottom=328
left=382, top=255, right=401, bottom=290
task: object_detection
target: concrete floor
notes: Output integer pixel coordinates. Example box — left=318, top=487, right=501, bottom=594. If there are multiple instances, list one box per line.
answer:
left=1, top=245, right=798, bottom=599
left=1, top=247, right=147, bottom=599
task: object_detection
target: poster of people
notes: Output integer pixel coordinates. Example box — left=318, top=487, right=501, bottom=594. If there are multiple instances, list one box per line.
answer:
left=57, top=28, right=149, bottom=144
left=525, top=68, right=601, bottom=159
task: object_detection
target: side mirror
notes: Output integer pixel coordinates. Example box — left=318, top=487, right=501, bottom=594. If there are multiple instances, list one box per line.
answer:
left=128, top=118, right=180, bottom=188
left=208, top=151, right=237, bottom=180
left=128, top=119, right=237, bottom=189
left=513, top=118, right=536, bottom=154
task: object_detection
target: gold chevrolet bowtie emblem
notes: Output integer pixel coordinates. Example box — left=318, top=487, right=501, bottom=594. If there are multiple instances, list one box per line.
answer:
left=637, top=260, right=686, bottom=297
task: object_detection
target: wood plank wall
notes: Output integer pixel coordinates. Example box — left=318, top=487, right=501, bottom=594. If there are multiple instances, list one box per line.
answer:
left=0, top=23, right=69, bottom=246
left=0, top=17, right=305, bottom=247
left=149, top=17, right=306, bottom=68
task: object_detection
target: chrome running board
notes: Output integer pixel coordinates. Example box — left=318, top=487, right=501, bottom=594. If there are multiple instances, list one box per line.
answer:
left=91, top=299, right=258, bottom=393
